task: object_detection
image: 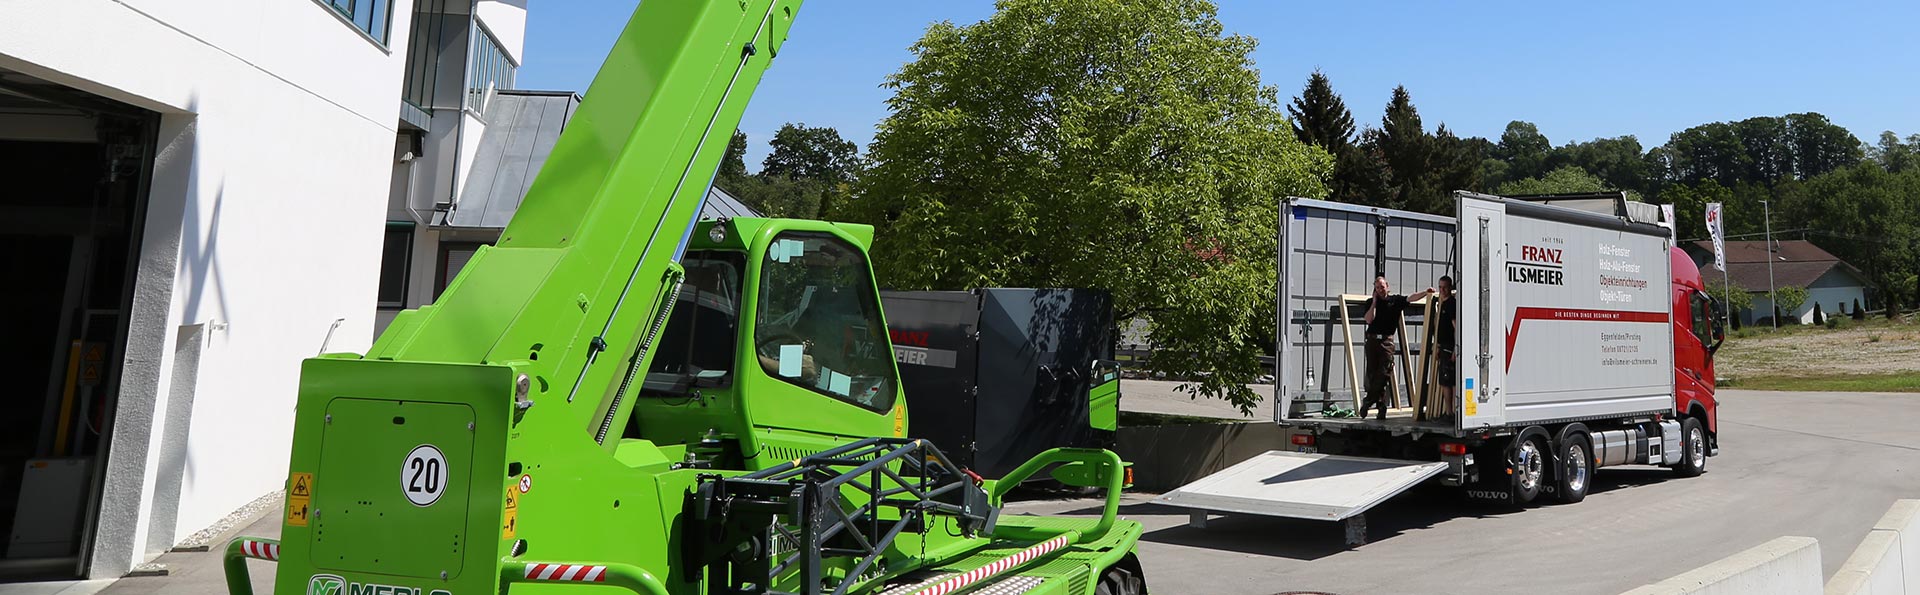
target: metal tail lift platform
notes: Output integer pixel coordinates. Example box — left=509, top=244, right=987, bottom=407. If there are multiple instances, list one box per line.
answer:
left=1154, top=450, right=1445, bottom=546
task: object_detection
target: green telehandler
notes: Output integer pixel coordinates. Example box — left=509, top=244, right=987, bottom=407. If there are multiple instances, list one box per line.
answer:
left=222, top=1, right=1146, bottom=594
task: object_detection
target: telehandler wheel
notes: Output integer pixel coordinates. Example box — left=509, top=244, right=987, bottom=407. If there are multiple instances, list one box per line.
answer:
left=1554, top=433, right=1592, bottom=504
left=1511, top=437, right=1545, bottom=505
left=1674, top=417, right=1707, bottom=478
left=1096, top=565, right=1144, bottom=595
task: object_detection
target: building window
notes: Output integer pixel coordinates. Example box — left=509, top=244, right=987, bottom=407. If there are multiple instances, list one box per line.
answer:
left=321, top=0, right=394, bottom=45
left=402, top=0, right=449, bottom=112
left=378, top=222, right=413, bottom=308
left=467, top=25, right=517, bottom=115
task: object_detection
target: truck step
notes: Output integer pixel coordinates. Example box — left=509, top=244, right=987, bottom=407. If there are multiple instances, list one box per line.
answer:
left=876, top=572, right=1048, bottom=595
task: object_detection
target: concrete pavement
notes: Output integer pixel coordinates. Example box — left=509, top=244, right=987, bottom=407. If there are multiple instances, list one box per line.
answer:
left=1010, top=389, right=1920, bottom=594
left=17, top=388, right=1917, bottom=594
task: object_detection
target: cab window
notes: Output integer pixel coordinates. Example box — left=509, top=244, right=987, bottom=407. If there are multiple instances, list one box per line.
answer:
left=1689, top=291, right=1713, bottom=347
left=642, top=251, right=745, bottom=397
left=753, top=232, right=896, bottom=412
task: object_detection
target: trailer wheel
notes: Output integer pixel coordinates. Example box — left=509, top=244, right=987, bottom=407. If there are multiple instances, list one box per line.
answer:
left=1675, top=417, right=1707, bottom=477
left=1512, top=437, right=1545, bottom=505
left=1096, top=565, right=1144, bottom=595
left=1555, top=433, right=1592, bottom=504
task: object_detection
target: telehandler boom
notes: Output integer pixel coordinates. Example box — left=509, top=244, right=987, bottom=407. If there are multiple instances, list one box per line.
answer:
left=225, top=1, right=1145, bottom=594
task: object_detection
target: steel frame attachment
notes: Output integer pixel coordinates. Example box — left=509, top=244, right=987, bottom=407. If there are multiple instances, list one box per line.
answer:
left=691, top=437, right=996, bottom=595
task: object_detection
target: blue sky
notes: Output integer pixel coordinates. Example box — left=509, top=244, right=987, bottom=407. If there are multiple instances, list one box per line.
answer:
left=520, top=1, right=1919, bottom=172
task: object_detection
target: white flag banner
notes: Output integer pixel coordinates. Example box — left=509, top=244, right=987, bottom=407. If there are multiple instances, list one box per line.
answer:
left=1706, top=202, right=1726, bottom=270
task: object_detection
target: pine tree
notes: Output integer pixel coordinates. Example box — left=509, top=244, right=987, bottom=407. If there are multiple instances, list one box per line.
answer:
left=1288, top=71, right=1373, bottom=204
left=1287, top=70, right=1356, bottom=153
left=1369, top=86, right=1435, bottom=211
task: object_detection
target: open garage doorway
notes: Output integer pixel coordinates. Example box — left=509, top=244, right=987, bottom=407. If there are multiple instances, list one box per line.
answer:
left=0, top=66, right=157, bottom=580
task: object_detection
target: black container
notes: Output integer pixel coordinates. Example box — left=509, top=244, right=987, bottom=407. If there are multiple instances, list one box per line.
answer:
left=879, top=288, right=1118, bottom=478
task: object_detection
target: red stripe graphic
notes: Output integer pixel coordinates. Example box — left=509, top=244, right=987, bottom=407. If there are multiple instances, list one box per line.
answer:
left=1504, top=307, right=1667, bottom=371
left=523, top=563, right=609, bottom=583
left=238, top=539, right=279, bottom=561
left=914, top=534, right=1070, bottom=595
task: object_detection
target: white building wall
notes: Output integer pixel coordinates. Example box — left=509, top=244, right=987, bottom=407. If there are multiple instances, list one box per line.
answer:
left=0, top=0, right=412, bottom=577
left=476, top=0, right=527, bottom=64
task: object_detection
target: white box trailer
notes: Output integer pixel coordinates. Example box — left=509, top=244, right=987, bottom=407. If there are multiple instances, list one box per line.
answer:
left=1158, top=192, right=1724, bottom=544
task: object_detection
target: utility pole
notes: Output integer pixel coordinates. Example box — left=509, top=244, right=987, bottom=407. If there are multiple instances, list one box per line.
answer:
left=1762, top=199, right=1777, bottom=328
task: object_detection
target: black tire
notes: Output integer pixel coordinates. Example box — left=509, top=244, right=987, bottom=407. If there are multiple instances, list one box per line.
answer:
left=1511, top=437, right=1545, bottom=505
left=1096, top=566, right=1144, bottom=595
left=1675, top=417, right=1708, bottom=477
left=1555, top=433, right=1592, bottom=504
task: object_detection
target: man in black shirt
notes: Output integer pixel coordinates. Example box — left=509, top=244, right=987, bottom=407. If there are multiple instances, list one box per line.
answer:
left=1432, top=275, right=1459, bottom=421
left=1362, top=276, right=1436, bottom=420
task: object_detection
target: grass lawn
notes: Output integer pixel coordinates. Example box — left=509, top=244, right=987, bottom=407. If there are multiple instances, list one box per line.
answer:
left=1726, top=371, right=1920, bottom=393
left=1716, top=314, right=1920, bottom=392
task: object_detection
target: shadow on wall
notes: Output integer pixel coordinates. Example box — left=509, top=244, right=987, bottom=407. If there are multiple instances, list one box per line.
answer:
left=177, top=178, right=228, bottom=330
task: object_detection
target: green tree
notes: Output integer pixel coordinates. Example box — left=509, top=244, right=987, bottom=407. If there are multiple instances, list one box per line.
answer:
left=1369, top=86, right=1436, bottom=211
left=1288, top=70, right=1371, bottom=202
left=1495, top=120, right=1552, bottom=181
left=1784, top=112, right=1863, bottom=179
left=845, top=0, right=1329, bottom=413
left=1495, top=165, right=1607, bottom=196
left=718, top=130, right=750, bottom=184
left=1868, top=131, right=1920, bottom=173
left=761, top=122, right=861, bottom=186
left=1656, top=180, right=1733, bottom=242
left=1287, top=70, right=1356, bottom=154
left=1554, top=135, right=1654, bottom=197
left=1704, top=277, right=1752, bottom=314
left=1772, top=285, right=1809, bottom=322
left=726, top=173, right=829, bottom=219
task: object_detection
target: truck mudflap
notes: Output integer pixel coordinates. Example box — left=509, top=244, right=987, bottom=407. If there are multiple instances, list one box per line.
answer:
left=1156, top=450, right=1445, bottom=544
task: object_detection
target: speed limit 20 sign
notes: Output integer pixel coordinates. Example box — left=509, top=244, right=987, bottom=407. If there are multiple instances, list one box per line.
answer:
left=401, top=444, right=449, bottom=507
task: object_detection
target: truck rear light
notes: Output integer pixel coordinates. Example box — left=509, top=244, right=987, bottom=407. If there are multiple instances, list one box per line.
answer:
left=1439, top=443, right=1468, bottom=456
left=1290, top=434, right=1316, bottom=447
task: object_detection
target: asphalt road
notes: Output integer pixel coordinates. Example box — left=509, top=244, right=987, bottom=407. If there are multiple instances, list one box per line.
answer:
left=1009, top=389, right=1920, bottom=594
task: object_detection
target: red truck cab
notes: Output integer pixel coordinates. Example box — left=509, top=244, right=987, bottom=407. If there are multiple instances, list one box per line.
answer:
left=1670, top=248, right=1723, bottom=439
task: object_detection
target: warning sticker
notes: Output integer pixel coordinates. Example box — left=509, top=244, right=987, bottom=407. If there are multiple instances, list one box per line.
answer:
left=289, top=472, right=313, bottom=498
left=504, top=486, right=518, bottom=510
left=892, top=404, right=906, bottom=437
left=502, top=509, right=518, bottom=539
left=286, top=496, right=311, bottom=527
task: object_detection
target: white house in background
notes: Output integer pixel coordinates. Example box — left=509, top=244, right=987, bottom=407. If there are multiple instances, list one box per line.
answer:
left=0, top=0, right=525, bottom=581
left=1686, top=240, right=1875, bottom=326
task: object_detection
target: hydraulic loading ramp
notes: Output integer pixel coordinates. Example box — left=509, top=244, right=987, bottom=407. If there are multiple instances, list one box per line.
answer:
left=1154, top=450, right=1445, bottom=545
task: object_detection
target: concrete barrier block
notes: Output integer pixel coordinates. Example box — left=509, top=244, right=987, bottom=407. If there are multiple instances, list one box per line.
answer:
left=1869, top=499, right=1920, bottom=592
left=1621, top=536, right=1822, bottom=595
left=1825, top=529, right=1903, bottom=595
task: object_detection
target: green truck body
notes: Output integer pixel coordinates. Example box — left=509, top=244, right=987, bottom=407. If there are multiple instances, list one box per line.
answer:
left=225, top=1, right=1144, bottom=594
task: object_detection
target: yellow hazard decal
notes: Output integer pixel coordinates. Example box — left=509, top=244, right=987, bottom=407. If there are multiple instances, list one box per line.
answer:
left=289, top=472, right=313, bottom=498
left=286, top=497, right=311, bottom=527
left=286, top=472, right=313, bottom=527
left=1464, top=390, right=1476, bottom=416
left=502, top=485, right=520, bottom=538
left=892, top=403, right=906, bottom=437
